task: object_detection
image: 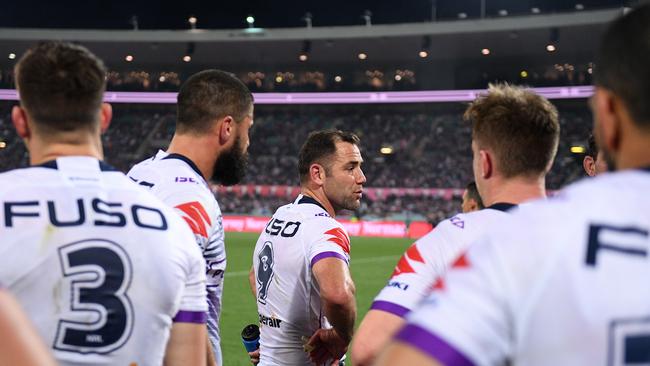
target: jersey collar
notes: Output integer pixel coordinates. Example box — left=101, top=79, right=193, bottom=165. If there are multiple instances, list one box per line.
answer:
left=296, top=194, right=328, bottom=212
left=486, top=202, right=517, bottom=212
left=32, top=158, right=117, bottom=172
left=162, top=153, right=205, bottom=180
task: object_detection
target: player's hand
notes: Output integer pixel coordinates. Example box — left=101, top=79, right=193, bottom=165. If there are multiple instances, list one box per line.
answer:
left=306, top=328, right=349, bottom=365
left=248, top=348, right=260, bottom=365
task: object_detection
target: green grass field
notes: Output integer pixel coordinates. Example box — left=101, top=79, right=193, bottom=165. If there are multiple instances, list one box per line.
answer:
left=220, top=232, right=413, bottom=366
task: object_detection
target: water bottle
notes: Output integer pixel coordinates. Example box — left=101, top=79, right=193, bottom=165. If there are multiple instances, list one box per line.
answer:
left=241, top=324, right=260, bottom=353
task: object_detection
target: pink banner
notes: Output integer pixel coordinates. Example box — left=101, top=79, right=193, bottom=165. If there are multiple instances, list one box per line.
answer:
left=216, top=185, right=463, bottom=200
left=223, top=215, right=432, bottom=239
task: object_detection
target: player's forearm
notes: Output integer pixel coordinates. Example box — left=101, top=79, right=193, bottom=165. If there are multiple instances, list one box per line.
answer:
left=322, top=287, right=356, bottom=342
left=351, top=310, right=405, bottom=366
left=248, top=265, right=257, bottom=298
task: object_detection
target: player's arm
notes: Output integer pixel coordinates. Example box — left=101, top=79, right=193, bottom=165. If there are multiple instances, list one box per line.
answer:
left=353, top=235, right=447, bottom=366
left=248, top=264, right=256, bottom=298
left=164, top=322, right=208, bottom=366
left=165, top=218, right=212, bottom=365
left=377, top=236, right=514, bottom=366
left=0, top=290, right=56, bottom=366
left=164, top=191, right=222, bottom=365
left=351, top=310, right=404, bottom=366
left=308, top=257, right=356, bottom=364
left=375, top=342, right=443, bottom=366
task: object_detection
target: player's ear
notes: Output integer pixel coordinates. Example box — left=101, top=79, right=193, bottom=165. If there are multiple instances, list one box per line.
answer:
left=11, top=105, right=31, bottom=140
left=310, top=163, right=326, bottom=186
left=583, top=156, right=596, bottom=177
left=479, top=149, right=492, bottom=179
left=99, top=103, right=112, bottom=134
left=218, top=115, right=234, bottom=145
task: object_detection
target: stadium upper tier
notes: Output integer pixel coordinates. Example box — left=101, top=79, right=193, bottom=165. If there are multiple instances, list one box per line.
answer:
left=0, top=8, right=620, bottom=90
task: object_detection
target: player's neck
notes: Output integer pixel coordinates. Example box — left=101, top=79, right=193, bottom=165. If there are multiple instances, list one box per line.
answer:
left=28, top=134, right=104, bottom=165
left=299, top=187, right=337, bottom=218
left=167, top=134, right=215, bottom=181
left=482, top=176, right=547, bottom=207
left=615, top=134, right=650, bottom=171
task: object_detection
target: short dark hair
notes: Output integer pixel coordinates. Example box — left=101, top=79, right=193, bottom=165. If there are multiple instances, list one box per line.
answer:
left=585, top=133, right=597, bottom=158
left=465, top=181, right=484, bottom=209
left=176, top=69, right=253, bottom=134
left=15, top=41, right=107, bottom=132
left=298, top=130, right=361, bottom=184
left=595, top=4, right=650, bottom=129
left=464, top=84, right=560, bottom=179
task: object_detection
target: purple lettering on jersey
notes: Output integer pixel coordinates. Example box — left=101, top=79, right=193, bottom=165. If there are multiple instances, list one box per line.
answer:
left=175, top=177, right=197, bottom=183
left=450, top=216, right=465, bottom=229
left=173, top=310, right=207, bottom=324
left=396, top=324, right=475, bottom=366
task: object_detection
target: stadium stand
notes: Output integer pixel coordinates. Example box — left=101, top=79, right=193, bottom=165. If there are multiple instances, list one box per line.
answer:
left=0, top=101, right=590, bottom=221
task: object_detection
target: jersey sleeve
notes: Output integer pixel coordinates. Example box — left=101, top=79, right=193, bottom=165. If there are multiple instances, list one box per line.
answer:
left=172, top=223, right=209, bottom=324
left=371, top=220, right=467, bottom=317
left=308, top=220, right=351, bottom=268
left=394, top=234, right=511, bottom=365
left=156, top=188, right=226, bottom=282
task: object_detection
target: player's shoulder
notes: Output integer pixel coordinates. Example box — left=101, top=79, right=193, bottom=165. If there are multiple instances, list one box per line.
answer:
left=129, top=152, right=204, bottom=187
left=436, top=208, right=508, bottom=235
left=129, top=153, right=218, bottom=209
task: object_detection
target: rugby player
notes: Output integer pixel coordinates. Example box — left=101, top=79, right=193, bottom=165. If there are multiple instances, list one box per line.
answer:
left=583, top=133, right=609, bottom=176
left=0, top=289, right=56, bottom=366
left=128, top=69, right=254, bottom=365
left=0, top=41, right=207, bottom=365
left=377, top=4, right=650, bottom=365
left=461, top=181, right=484, bottom=213
left=249, top=130, right=364, bottom=365
left=351, top=84, right=560, bottom=366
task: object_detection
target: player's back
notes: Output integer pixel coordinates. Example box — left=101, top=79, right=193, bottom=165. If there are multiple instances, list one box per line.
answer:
left=371, top=205, right=513, bottom=317
left=404, top=169, right=650, bottom=366
left=253, top=195, right=351, bottom=366
left=507, top=170, right=650, bottom=364
left=0, top=157, right=206, bottom=365
left=128, top=150, right=226, bottom=363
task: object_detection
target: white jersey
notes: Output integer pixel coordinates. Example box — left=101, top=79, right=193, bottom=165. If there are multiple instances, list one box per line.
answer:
left=371, top=204, right=514, bottom=317
left=0, top=156, right=207, bottom=366
left=253, top=194, right=351, bottom=366
left=397, top=169, right=650, bottom=366
left=127, top=150, right=225, bottom=364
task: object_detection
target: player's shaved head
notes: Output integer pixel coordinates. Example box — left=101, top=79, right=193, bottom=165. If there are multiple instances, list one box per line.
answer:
left=465, top=84, right=560, bottom=179
left=15, top=41, right=106, bottom=133
left=298, top=130, right=360, bottom=184
left=176, top=69, right=253, bottom=135
left=594, top=4, right=650, bottom=129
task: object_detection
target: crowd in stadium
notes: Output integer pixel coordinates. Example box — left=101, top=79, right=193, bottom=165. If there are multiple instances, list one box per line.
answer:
left=1, top=101, right=590, bottom=222
left=0, top=62, right=594, bottom=92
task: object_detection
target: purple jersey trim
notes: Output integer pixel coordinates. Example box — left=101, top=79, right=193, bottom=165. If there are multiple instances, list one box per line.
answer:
left=173, top=310, right=207, bottom=324
left=395, top=324, right=475, bottom=366
left=370, top=300, right=410, bottom=318
left=310, top=251, right=348, bottom=267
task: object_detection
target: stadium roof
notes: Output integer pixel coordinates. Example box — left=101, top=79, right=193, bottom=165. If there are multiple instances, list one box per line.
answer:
left=0, top=8, right=619, bottom=69
left=0, top=0, right=625, bottom=29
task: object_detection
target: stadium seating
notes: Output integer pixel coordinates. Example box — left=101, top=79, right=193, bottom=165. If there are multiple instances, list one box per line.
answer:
left=0, top=101, right=590, bottom=220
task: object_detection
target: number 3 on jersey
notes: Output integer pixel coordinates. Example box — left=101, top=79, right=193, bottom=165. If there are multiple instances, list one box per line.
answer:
left=256, top=241, right=275, bottom=305
left=55, top=239, right=134, bottom=354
